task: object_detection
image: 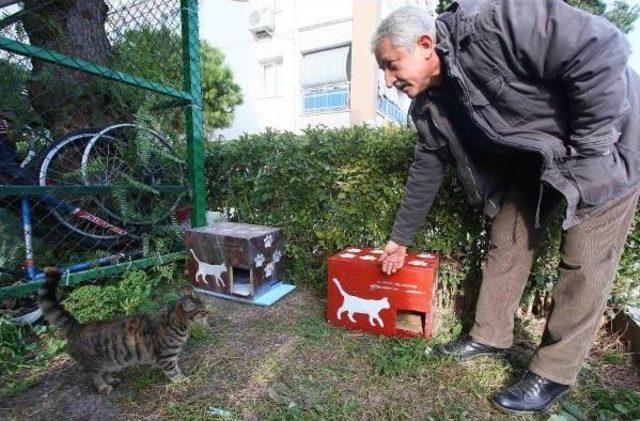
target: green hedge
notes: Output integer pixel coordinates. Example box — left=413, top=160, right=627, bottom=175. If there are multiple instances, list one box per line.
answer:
left=205, top=126, right=640, bottom=312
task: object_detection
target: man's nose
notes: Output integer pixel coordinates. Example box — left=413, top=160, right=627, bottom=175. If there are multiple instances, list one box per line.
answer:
left=384, top=70, right=396, bottom=88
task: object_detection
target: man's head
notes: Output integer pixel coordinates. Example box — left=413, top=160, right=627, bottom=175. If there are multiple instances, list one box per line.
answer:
left=371, top=6, right=441, bottom=98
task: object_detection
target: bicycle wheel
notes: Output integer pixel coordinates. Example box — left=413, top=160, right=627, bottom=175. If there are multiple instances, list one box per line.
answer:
left=81, top=124, right=187, bottom=228
left=38, top=129, right=138, bottom=247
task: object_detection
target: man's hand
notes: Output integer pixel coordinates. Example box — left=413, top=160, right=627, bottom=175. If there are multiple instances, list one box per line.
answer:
left=379, top=240, right=407, bottom=275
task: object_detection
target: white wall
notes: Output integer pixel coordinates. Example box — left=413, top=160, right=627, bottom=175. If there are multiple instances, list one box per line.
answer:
left=200, top=0, right=355, bottom=139
left=253, top=0, right=355, bottom=134
left=299, top=111, right=351, bottom=130
left=252, top=0, right=297, bottom=134
left=298, top=0, right=352, bottom=28
left=298, top=19, right=352, bottom=53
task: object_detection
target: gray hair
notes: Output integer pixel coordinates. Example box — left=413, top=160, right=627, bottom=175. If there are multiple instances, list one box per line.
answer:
left=371, top=6, right=436, bottom=54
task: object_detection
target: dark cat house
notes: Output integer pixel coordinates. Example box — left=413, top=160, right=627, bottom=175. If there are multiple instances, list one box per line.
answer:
left=185, top=222, right=294, bottom=306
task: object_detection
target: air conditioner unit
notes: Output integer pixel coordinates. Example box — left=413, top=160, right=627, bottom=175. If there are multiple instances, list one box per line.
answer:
left=248, top=7, right=275, bottom=34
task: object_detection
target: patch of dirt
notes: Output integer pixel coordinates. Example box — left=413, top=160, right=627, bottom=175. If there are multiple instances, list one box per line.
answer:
left=0, top=359, right=122, bottom=420
left=2, top=287, right=639, bottom=420
left=0, top=287, right=321, bottom=421
left=587, top=327, right=640, bottom=391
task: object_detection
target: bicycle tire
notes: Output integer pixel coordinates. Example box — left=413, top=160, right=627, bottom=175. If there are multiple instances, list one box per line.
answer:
left=80, top=124, right=187, bottom=227
left=37, top=128, right=139, bottom=248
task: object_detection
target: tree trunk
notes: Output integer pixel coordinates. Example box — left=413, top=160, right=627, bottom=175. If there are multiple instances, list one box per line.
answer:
left=21, top=0, right=112, bottom=136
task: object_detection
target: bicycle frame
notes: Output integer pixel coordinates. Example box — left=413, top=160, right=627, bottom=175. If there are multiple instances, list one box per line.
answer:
left=0, top=0, right=204, bottom=301
left=19, top=193, right=140, bottom=281
left=3, top=126, right=139, bottom=280
left=40, top=194, right=130, bottom=236
left=4, top=124, right=135, bottom=234
left=2, top=121, right=184, bottom=284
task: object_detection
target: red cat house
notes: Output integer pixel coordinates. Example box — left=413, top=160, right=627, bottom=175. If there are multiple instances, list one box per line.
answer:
left=185, top=223, right=295, bottom=306
left=326, top=247, right=439, bottom=338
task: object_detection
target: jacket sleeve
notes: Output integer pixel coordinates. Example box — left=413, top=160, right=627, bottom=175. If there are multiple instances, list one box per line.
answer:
left=498, top=0, right=631, bottom=156
left=391, top=141, right=446, bottom=247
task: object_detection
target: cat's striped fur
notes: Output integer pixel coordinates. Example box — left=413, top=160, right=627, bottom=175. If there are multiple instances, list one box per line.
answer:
left=38, top=267, right=207, bottom=394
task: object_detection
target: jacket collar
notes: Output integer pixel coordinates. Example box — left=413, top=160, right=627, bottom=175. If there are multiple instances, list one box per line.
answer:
left=409, top=92, right=430, bottom=118
left=409, top=84, right=451, bottom=119
left=410, top=1, right=478, bottom=118
left=439, top=0, right=480, bottom=49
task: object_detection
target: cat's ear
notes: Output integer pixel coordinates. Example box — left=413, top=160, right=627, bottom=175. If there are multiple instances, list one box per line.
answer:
left=181, top=297, right=197, bottom=312
left=186, top=293, right=202, bottom=304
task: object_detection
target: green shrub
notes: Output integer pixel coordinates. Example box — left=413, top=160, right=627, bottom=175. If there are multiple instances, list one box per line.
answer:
left=63, top=269, right=156, bottom=323
left=61, top=262, right=184, bottom=324
left=0, top=316, right=38, bottom=375
left=0, top=317, right=65, bottom=380
left=205, top=126, right=640, bottom=310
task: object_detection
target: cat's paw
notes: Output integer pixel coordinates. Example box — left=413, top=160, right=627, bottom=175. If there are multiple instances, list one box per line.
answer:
left=98, top=384, right=113, bottom=395
left=169, top=373, right=187, bottom=383
left=107, top=375, right=121, bottom=385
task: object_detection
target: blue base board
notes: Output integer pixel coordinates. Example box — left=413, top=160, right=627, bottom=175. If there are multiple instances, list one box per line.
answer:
left=192, top=282, right=296, bottom=307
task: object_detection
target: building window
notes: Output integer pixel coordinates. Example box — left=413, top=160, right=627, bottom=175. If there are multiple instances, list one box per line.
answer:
left=261, top=58, right=283, bottom=97
left=377, top=95, right=406, bottom=124
left=300, top=44, right=351, bottom=114
left=303, top=83, right=350, bottom=113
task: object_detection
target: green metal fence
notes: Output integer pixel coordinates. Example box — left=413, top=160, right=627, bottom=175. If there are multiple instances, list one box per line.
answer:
left=0, top=0, right=205, bottom=299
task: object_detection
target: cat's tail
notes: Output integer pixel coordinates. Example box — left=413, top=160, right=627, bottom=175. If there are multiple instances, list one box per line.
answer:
left=38, top=267, right=80, bottom=337
left=189, top=248, right=201, bottom=263
left=332, top=278, right=346, bottom=296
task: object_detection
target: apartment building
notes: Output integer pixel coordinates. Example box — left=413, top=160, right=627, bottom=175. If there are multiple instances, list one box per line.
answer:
left=203, top=0, right=438, bottom=139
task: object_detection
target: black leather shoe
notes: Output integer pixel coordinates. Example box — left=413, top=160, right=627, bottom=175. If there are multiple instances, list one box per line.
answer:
left=492, top=371, right=570, bottom=414
left=433, top=335, right=507, bottom=360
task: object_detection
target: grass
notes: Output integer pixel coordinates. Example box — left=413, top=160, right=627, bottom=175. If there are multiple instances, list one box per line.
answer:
left=1, top=287, right=639, bottom=420
left=1, top=376, right=38, bottom=398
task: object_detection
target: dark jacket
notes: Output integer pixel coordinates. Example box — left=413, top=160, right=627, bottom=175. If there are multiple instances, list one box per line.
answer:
left=391, top=0, right=640, bottom=246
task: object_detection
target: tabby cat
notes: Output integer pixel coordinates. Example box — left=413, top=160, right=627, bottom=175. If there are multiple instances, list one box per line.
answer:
left=38, top=267, right=207, bottom=394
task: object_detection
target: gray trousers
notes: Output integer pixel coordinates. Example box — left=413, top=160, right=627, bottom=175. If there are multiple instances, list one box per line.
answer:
left=469, top=178, right=639, bottom=385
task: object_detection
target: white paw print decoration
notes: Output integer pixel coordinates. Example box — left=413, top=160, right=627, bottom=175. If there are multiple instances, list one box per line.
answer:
left=272, top=249, right=283, bottom=263
left=418, top=253, right=436, bottom=259
left=408, top=259, right=429, bottom=267
left=339, top=253, right=357, bottom=259
left=359, top=255, right=377, bottom=261
left=265, top=262, right=275, bottom=277
left=264, top=234, right=274, bottom=248
left=254, top=253, right=265, bottom=268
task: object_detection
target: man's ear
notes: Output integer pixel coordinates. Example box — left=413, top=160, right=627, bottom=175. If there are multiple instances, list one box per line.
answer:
left=418, top=34, right=436, bottom=59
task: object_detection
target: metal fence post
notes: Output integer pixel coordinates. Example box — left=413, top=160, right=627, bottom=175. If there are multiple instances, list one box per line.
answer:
left=181, top=0, right=206, bottom=228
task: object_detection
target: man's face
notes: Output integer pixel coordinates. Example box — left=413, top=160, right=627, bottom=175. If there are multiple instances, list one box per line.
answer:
left=375, top=35, right=441, bottom=99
